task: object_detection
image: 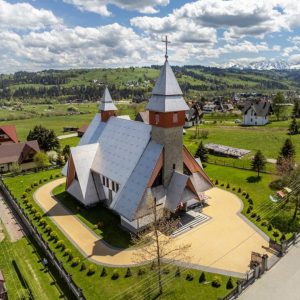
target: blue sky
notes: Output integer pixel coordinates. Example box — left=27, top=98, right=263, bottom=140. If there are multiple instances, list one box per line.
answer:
left=0, top=0, right=300, bottom=73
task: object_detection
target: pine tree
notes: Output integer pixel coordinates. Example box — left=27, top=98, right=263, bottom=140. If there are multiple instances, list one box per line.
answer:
left=251, top=150, right=266, bottom=177
left=292, top=101, right=300, bottom=118
left=288, top=118, right=299, bottom=135
left=280, top=138, right=296, bottom=159
left=277, top=139, right=296, bottom=175
left=195, top=141, right=208, bottom=162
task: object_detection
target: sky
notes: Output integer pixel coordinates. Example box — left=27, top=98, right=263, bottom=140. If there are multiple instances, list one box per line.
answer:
left=0, top=0, right=300, bottom=73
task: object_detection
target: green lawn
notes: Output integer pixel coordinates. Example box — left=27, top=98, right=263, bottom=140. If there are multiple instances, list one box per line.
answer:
left=0, top=232, right=62, bottom=300
left=3, top=170, right=236, bottom=300
left=52, top=184, right=132, bottom=248
left=59, top=136, right=80, bottom=149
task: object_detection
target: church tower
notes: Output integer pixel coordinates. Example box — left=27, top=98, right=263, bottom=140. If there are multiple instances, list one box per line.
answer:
left=100, top=87, right=117, bottom=122
left=146, top=41, right=189, bottom=187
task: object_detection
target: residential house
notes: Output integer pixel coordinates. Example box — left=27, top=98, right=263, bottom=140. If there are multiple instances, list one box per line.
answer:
left=184, top=102, right=203, bottom=128
left=0, top=125, right=18, bottom=144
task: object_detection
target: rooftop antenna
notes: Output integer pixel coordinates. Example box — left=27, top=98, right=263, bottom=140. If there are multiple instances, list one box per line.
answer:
left=162, top=35, right=170, bottom=61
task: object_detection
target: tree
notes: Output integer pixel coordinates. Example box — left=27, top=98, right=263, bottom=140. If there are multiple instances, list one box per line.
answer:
left=56, top=152, right=65, bottom=166
left=33, top=152, right=50, bottom=169
left=10, top=162, right=21, bottom=173
left=272, top=92, right=287, bottom=121
left=251, top=150, right=266, bottom=177
left=292, top=101, right=300, bottom=118
left=288, top=118, right=299, bottom=135
left=62, top=145, right=71, bottom=160
left=277, top=139, right=296, bottom=175
left=131, top=200, right=190, bottom=296
left=195, top=141, right=208, bottom=162
left=27, top=125, right=59, bottom=151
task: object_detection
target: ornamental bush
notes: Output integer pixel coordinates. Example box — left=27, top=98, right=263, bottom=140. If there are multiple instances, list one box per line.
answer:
left=22, top=192, right=28, bottom=199
left=31, top=208, right=37, bottom=214
left=25, top=187, right=31, bottom=192
left=50, top=231, right=58, bottom=241
left=39, top=179, right=43, bottom=184
left=261, top=220, right=268, bottom=227
left=23, top=199, right=29, bottom=205
left=71, top=257, right=80, bottom=267
left=246, top=207, right=251, bottom=214
left=238, top=188, right=242, bottom=193
left=248, top=199, right=253, bottom=205
left=250, top=212, right=257, bottom=218
left=87, top=264, right=96, bottom=276
left=268, top=224, right=273, bottom=231
left=226, top=277, right=234, bottom=289
left=111, top=269, right=119, bottom=280
left=186, top=273, right=193, bottom=281
left=273, top=230, right=280, bottom=238
left=100, top=267, right=107, bottom=277
left=45, top=225, right=52, bottom=234
left=137, top=268, right=146, bottom=276
left=64, top=248, right=72, bottom=257
left=212, top=276, right=222, bottom=288
left=199, top=272, right=206, bottom=283
left=80, top=263, right=86, bottom=271
left=56, top=240, right=63, bottom=248
left=34, top=181, right=38, bottom=186
left=35, top=213, right=42, bottom=221
left=125, top=268, right=132, bottom=278
left=226, top=183, right=230, bottom=189
left=39, top=218, right=46, bottom=227
left=215, top=180, right=219, bottom=185
left=256, top=215, right=261, bottom=222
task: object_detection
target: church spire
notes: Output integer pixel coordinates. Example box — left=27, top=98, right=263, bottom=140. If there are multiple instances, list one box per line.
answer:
left=99, top=87, right=117, bottom=122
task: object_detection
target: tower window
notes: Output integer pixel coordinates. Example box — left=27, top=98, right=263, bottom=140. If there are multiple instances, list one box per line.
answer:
left=173, top=113, right=178, bottom=123
left=155, top=113, right=160, bottom=124
left=173, top=164, right=176, bottom=170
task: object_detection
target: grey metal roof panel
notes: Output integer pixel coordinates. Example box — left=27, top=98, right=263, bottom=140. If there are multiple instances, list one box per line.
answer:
left=91, top=117, right=152, bottom=185
left=152, top=60, right=183, bottom=96
left=146, top=95, right=189, bottom=112
left=112, top=141, right=163, bottom=221
left=99, top=87, right=117, bottom=111
left=165, top=171, right=189, bottom=212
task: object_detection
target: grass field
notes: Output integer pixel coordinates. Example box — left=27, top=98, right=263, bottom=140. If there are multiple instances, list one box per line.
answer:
left=0, top=230, right=63, bottom=300
left=3, top=170, right=237, bottom=300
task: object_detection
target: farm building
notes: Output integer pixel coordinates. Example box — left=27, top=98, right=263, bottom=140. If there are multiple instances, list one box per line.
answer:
left=242, top=99, right=273, bottom=126
left=64, top=56, right=213, bottom=233
left=184, top=102, right=203, bottom=128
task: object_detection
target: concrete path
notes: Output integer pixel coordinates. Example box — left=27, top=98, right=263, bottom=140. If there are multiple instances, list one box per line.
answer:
left=0, top=193, right=24, bottom=242
left=34, top=179, right=272, bottom=275
left=240, top=243, right=300, bottom=300
left=57, top=133, right=78, bottom=140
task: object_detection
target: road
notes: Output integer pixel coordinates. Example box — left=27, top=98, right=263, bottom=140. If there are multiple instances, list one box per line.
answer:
left=240, top=243, right=300, bottom=300
left=57, top=133, right=78, bottom=140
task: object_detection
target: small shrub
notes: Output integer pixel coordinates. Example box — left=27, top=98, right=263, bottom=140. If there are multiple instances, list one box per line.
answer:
left=27, top=204, right=33, bottom=210
left=150, top=261, right=156, bottom=270
left=55, top=174, right=60, bottom=178
left=71, top=257, right=80, bottom=267
left=33, top=181, right=38, bottom=186
left=50, top=175, right=53, bottom=180
left=280, top=234, right=286, bottom=241
left=256, top=215, right=261, bottom=222
left=64, top=248, right=72, bottom=257
left=273, top=230, right=280, bottom=238
left=245, top=193, right=249, bottom=199
left=261, top=220, right=268, bottom=227
left=232, top=187, right=236, bottom=191
left=226, top=183, right=230, bottom=189
left=212, top=276, right=222, bottom=288
left=31, top=208, right=37, bottom=214
left=50, top=231, right=58, bottom=242
left=39, top=218, right=46, bottom=227
left=45, top=225, right=52, bottom=234
left=22, top=192, right=28, bottom=199
left=111, top=269, right=119, bottom=280
left=56, top=240, right=63, bottom=248
left=175, top=267, right=180, bottom=277
left=199, top=272, right=206, bottom=283
left=268, top=224, right=273, bottom=231
left=87, top=264, right=96, bottom=276
left=251, top=212, right=257, bottom=218
left=246, top=207, right=251, bottom=214
left=39, top=179, right=43, bottom=184
left=242, top=192, right=246, bottom=196
left=35, top=213, right=42, bottom=221
left=248, top=199, right=253, bottom=205
left=25, top=187, right=31, bottom=192
left=43, top=178, right=48, bottom=182
left=23, top=199, right=29, bottom=205
left=220, top=183, right=224, bottom=187
left=215, top=180, right=219, bottom=185
left=100, top=267, right=107, bottom=277
left=125, top=268, right=132, bottom=278
left=80, top=263, right=87, bottom=271
left=186, top=273, right=193, bottom=281
left=226, top=277, right=234, bottom=289
left=238, top=188, right=241, bottom=193
left=137, top=268, right=146, bottom=276
left=162, top=268, right=170, bottom=275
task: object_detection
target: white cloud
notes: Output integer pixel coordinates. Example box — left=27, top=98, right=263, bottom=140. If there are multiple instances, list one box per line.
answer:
left=63, top=0, right=169, bottom=16
left=0, top=0, right=61, bottom=30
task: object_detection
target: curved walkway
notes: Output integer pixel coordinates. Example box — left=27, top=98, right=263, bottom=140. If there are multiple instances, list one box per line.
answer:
left=34, top=179, right=272, bottom=277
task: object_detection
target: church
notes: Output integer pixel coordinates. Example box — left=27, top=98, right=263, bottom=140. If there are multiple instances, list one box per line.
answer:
left=64, top=53, right=213, bottom=233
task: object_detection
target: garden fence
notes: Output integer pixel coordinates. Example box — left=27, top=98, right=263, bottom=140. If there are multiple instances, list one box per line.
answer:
left=0, top=179, right=85, bottom=300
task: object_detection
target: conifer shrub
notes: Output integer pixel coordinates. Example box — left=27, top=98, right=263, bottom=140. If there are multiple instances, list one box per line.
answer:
left=71, top=257, right=80, bottom=267
left=215, top=180, right=219, bottom=185
left=25, top=187, right=31, bottom=192
left=34, top=181, right=38, bottom=186
left=261, top=220, right=268, bottom=227
left=268, top=224, right=273, bottom=231
left=199, top=272, right=206, bottom=283
left=162, top=268, right=170, bottom=274
left=248, top=199, right=253, bottom=205
left=256, top=215, right=261, bottom=222
left=56, top=240, right=63, bottom=248
left=80, top=263, right=86, bottom=271
left=226, top=277, right=234, bottom=289
left=280, top=234, right=286, bottom=241
left=226, top=183, right=230, bottom=189
left=273, top=230, right=280, bottom=238
left=100, top=267, right=107, bottom=277
left=186, top=273, right=193, bottom=281
left=87, top=264, right=96, bottom=276
left=138, top=268, right=146, bottom=276
left=22, top=192, right=28, bottom=199
left=39, top=218, right=46, bottom=227
left=125, top=268, right=132, bottom=278
left=50, top=231, right=58, bottom=242
left=64, top=248, right=72, bottom=257
left=35, top=213, right=42, bottom=221
left=238, top=188, right=242, bottom=193
left=175, top=267, right=180, bottom=277
left=250, top=212, right=257, bottom=218
left=45, top=225, right=52, bottom=234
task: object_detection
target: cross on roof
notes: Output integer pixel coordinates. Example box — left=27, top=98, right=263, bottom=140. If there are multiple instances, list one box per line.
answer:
left=162, top=35, right=171, bottom=61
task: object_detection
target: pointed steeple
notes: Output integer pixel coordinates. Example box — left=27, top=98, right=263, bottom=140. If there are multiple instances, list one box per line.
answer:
left=146, top=60, right=189, bottom=113
left=99, top=87, right=117, bottom=122
left=99, top=87, right=117, bottom=112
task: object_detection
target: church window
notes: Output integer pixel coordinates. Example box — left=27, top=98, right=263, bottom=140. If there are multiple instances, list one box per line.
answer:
left=173, top=164, right=176, bottom=170
left=173, top=113, right=178, bottom=123
left=116, top=183, right=120, bottom=192
left=106, top=177, right=109, bottom=187
left=155, top=113, right=160, bottom=124
left=102, top=176, right=105, bottom=185
left=112, top=181, right=115, bottom=192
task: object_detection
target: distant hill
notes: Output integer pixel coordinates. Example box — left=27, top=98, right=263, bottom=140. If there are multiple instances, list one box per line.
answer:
left=0, top=65, right=300, bottom=103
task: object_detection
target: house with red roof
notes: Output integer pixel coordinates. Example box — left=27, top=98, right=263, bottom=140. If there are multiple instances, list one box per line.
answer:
left=0, top=125, right=18, bottom=144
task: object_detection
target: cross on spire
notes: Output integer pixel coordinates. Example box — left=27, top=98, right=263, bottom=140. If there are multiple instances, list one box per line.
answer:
left=162, top=35, right=170, bottom=61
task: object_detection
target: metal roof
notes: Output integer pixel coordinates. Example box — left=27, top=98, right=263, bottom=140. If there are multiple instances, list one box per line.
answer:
left=146, top=60, right=189, bottom=112
left=165, top=171, right=189, bottom=212
left=91, top=117, right=152, bottom=186
left=99, top=87, right=117, bottom=111
left=113, top=140, right=163, bottom=221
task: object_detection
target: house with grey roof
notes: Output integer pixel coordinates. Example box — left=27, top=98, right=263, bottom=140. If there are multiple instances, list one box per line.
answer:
left=242, top=99, right=273, bottom=126
left=65, top=56, right=213, bottom=233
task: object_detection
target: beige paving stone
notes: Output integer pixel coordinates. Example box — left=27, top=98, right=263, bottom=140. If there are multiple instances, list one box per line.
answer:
left=34, top=179, right=272, bottom=275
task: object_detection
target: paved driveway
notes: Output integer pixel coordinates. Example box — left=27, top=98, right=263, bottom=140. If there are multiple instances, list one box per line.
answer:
left=34, top=179, right=271, bottom=276
left=240, top=244, right=300, bottom=300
